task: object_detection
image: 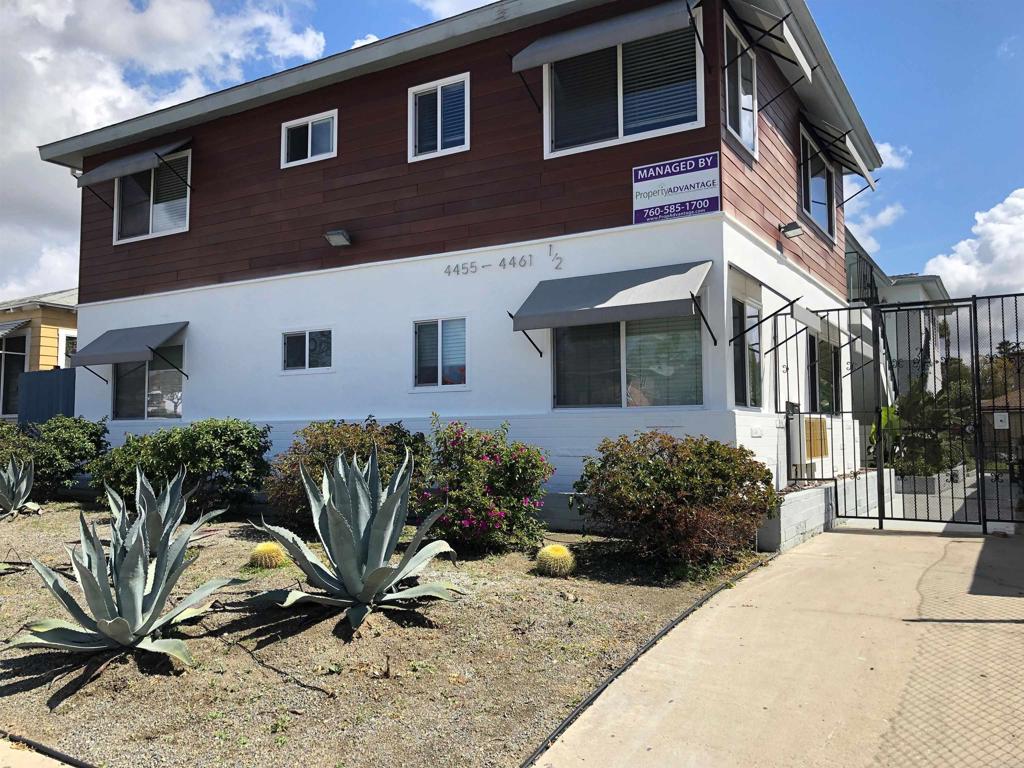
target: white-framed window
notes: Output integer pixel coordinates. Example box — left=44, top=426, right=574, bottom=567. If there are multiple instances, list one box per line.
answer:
left=543, top=21, right=704, bottom=159
left=414, top=317, right=467, bottom=387
left=58, top=328, right=77, bottom=369
left=800, top=128, right=836, bottom=238
left=280, top=109, right=338, bottom=168
left=113, top=149, right=191, bottom=244
left=731, top=298, right=762, bottom=408
left=553, top=315, right=703, bottom=408
left=807, top=334, right=841, bottom=414
left=112, top=345, right=184, bottom=420
left=282, top=329, right=333, bottom=372
left=724, top=16, right=757, bottom=155
left=0, top=333, right=28, bottom=417
left=408, top=73, right=470, bottom=162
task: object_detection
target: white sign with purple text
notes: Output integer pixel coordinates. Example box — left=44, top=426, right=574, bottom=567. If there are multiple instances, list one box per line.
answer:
left=632, top=152, right=720, bottom=224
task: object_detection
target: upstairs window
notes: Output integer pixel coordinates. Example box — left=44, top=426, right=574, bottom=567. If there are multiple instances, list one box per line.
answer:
left=282, top=330, right=332, bottom=372
left=724, top=19, right=757, bottom=153
left=281, top=109, right=338, bottom=168
left=800, top=130, right=835, bottom=237
left=415, top=318, right=467, bottom=387
left=115, top=150, right=190, bottom=243
left=113, top=345, right=183, bottom=420
left=546, top=27, right=702, bottom=157
left=408, top=73, right=470, bottom=161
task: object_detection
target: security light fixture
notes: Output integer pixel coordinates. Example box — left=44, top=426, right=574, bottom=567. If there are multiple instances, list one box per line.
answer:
left=779, top=221, right=804, bottom=239
left=324, top=229, right=352, bottom=246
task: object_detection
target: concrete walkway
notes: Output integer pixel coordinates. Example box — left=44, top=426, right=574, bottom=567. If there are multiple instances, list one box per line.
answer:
left=539, top=530, right=1024, bottom=768
left=0, top=740, right=67, bottom=768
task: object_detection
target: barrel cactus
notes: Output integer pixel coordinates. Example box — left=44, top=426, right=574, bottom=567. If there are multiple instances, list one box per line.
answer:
left=257, top=446, right=462, bottom=629
left=536, top=544, right=575, bottom=577
left=0, top=457, right=38, bottom=519
left=248, top=542, right=288, bottom=569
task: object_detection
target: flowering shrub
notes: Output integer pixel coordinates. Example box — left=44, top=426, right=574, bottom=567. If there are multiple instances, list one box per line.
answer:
left=573, top=432, right=778, bottom=564
left=424, top=416, right=553, bottom=552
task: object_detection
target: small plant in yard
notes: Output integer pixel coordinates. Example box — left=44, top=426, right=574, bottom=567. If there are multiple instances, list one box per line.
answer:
left=535, top=543, right=575, bottom=577
left=424, top=416, right=554, bottom=552
left=0, top=417, right=109, bottom=500
left=573, top=432, right=778, bottom=565
left=5, top=503, right=238, bottom=665
left=0, top=457, right=39, bottom=520
left=257, top=447, right=462, bottom=629
left=248, top=541, right=288, bottom=569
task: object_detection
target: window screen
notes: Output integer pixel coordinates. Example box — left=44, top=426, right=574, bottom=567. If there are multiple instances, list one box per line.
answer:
left=550, top=47, right=618, bottom=151
left=415, top=90, right=439, bottom=155
left=415, top=321, right=439, bottom=386
left=118, top=170, right=152, bottom=240
left=554, top=323, right=621, bottom=407
left=113, top=361, right=147, bottom=420
left=625, top=316, right=702, bottom=406
left=622, top=29, right=698, bottom=135
left=287, top=124, right=309, bottom=163
left=284, top=333, right=306, bottom=370
left=441, top=318, right=466, bottom=385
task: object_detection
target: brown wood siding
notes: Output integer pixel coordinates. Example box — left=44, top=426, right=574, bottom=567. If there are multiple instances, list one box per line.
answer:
left=718, top=18, right=847, bottom=297
left=78, top=0, right=725, bottom=303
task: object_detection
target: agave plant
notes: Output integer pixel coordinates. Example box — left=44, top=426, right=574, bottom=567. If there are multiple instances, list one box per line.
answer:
left=6, top=506, right=235, bottom=665
left=258, top=447, right=461, bottom=629
left=106, top=467, right=196, bottom=555
left=0, top=457, right=38, bottom=519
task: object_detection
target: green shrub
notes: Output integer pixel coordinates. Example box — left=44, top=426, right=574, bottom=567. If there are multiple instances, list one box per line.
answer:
left=88, top=418, right=272, bottom=509
left=425, top=416, right=553, bottom=552
left=0, top=417, right=108, bottom=499
left=573, top=432, right=778, bottom=564
left=264, top=418, right=430, bottom=518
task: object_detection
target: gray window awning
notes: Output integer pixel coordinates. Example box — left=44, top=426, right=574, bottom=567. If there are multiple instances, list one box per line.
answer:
left=0, top=319, right=30, bottom=340
left=512, top=261, right=712, bottom=331
left=71, top=321, right=188, bottom=367
left=76, top=137, right=192, bottom=188
left=511, top=1, right=695, bottom=72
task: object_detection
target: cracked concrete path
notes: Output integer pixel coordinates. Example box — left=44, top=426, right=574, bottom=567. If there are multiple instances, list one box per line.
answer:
left=538, top=529, right=1024, bottom=768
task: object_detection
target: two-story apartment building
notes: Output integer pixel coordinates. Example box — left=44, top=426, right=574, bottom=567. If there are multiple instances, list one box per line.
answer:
left=40, top=0, right=881, bottom=504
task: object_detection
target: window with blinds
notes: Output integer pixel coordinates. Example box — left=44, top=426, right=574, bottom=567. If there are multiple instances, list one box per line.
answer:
left=724, top=21, right=757, bottom=152
left=409, top=73, right=470, bottom=161
left=547, top=26, right=701, bottom=155
left=415, top=318, right=467, bottom=387
left=115, top=150, right=190, bottom=242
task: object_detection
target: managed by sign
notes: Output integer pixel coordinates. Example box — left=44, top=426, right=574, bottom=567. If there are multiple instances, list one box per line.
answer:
left=632, top=152, right=720, bottom=224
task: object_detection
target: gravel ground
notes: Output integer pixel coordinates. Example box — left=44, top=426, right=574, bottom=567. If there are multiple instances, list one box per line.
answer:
left=0, top=502, right=760, bottom=768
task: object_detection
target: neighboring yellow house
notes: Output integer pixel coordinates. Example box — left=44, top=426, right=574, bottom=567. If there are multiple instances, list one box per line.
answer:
left=0, top=288, right=78, bottom=419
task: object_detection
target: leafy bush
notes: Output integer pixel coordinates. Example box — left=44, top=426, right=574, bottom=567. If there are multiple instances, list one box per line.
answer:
left=0, top=416, right=108, bottom=499
left=264, top=418, right=430, bottom=518
left=88, top=418, right=272, bottom=509
left=425, top=416, right=553, bottom=552
left=573, top=432, right=778, bottom=564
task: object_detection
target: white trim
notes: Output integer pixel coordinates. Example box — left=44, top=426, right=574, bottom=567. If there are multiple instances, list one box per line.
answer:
left=57, top=328, right=77, bottom=369
left=280, top=109, right=339, bottom=169
left=113, top=149, right=192, bottom=245
left=542, top=10, right=705, bottom=160
left=798, top=125, right=836, bottom=241
left=412, top=315, right=469, bottom=390
left=723, top=14, right=758, bottom=159
left=280, top=327, right=335, bottom=374
left=407, top=73, right=471, bottom=163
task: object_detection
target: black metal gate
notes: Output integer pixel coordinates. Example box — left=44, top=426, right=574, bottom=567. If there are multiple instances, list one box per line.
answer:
left=773, top=293, right=1024, bottom=531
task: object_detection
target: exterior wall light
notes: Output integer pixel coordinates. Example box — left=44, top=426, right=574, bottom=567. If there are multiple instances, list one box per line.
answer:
left=779, top=222, right=804, bottom=239
left=324, top=229, right=352, bottom=246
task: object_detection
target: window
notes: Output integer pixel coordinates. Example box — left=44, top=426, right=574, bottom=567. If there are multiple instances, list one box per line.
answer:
left=724, top=19, right=757, bottom=153
left=808, top=335, right=841, bottom=414
left=282, top=330, right=332, bottom=372
left=281, top=109, right=338, bottom=168
left=408, top=73, right=470, bottom=161
left=113, top=345, right=183, bottom=420
left=800, top=130, right=835, bottom=237
left=114, top=150, right=191, bottom=243
left=554, top=316, right=703, bottom=407
left=545, top=26, right=702, bottom=157
left=0, top=334, right=27, bottom=416
left=732, top=299, right=762, bottom=407
left=59, top=330, right=77, bottom=369
left=415, top=318, right=466, bottom=387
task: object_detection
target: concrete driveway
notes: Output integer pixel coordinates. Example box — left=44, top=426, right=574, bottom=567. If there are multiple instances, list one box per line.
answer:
left=538, top=530, right=1024, bottom=768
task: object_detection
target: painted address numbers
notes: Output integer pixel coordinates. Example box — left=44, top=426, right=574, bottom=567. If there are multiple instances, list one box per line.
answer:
left=443, top=249, right=564, bottom=277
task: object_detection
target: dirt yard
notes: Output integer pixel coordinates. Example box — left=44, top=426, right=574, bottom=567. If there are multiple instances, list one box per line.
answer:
left=0, top=502, right=760, bottom=768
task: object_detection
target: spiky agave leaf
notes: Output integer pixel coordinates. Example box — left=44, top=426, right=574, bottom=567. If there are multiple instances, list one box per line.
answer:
left=0, top=457, right=34, bottom=515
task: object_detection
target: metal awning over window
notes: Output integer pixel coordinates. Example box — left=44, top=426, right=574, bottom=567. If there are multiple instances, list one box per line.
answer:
left=727, top=1, right=813, bottom=84
left=0, top=319, right=30, bottom=340
left=802, top=113, right=876, bottom=190
left=512, top=261, right=712, bottom=331
left=76, top=137, right=192, bottom=188
left=511, top=2, right=696, bottom=72
left=71, top=321, right=188, bottom=366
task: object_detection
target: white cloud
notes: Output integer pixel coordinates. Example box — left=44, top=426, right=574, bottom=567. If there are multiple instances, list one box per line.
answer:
left=0, top=0, right=325, bottom=302
left=843, top=138, right=911, bottom=253
left=351, top=33, right=380, bottom=49
left=997, top=35, right=1018, bottom=61
left=847, top=203, right=906, bottom=253
left=924, top=189, right=1024, bottom=296
left=876, top=142, right=911, bottom=171
left=411, top=0, right=493, bottom=19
